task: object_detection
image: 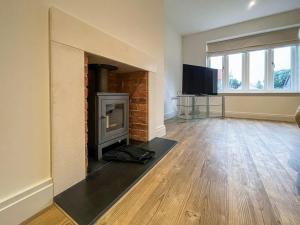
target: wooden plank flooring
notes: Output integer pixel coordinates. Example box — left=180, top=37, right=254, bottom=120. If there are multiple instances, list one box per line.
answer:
left=25, top=118, right=300, bottom=225
left=23, top=205, right=75, bottom=225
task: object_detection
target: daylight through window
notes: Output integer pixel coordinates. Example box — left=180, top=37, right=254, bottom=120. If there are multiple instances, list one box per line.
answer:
left=208, top=45, right=298, bottom=92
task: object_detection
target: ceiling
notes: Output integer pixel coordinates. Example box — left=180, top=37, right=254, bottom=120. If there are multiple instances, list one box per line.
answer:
left=165, top=0, right=300, bottom=35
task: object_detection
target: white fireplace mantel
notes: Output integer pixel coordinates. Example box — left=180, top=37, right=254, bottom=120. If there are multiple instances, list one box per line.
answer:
left=50, top=7, right=158, bottom=73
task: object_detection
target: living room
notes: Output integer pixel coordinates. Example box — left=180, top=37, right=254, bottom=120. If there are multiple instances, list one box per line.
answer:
left=1, top=1, right=300, bottom=225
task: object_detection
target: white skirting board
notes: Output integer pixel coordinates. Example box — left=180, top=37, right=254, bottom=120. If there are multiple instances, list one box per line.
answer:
left=154, top=125, right=166, bottom=137
left=164, top=111, right=177, bottom=120
left=0, top=178, right=53, bottom=225
left=226, top=111, right=295, bottom=122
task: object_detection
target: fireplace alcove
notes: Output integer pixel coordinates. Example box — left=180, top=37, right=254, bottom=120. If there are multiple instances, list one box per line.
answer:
left=85, top=54, right=149, bottom=173
left=50, top=8, right=165, bottom=196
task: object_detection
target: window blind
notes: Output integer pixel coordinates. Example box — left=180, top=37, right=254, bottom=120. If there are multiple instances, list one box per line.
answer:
left=207, top=27, right=299, bottom=55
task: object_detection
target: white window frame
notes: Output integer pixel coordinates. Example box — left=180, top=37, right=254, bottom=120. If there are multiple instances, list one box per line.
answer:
left=207, top=55, right=225, bottom=91
left=269, top=45, right=295, bottom=92
left=226, top=53, right=245, bottom=91
left=247, top=49, right=267, bottom=91
left=207, top=44, right=299, bottom=93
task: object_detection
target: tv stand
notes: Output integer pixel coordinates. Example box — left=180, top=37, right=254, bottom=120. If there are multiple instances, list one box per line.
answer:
left=176, top=95, right=225, bottom=120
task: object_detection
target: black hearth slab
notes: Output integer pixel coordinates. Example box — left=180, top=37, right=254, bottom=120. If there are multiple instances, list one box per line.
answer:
left=54, top=137, right=177, bottom=225
left=87, top=158, right=110, bottom=174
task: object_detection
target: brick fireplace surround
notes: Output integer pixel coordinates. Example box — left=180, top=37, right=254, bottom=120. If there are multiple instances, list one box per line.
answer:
left=108, top=71, right=149, bottom=142
left=84, top=53, right=149, bottom=161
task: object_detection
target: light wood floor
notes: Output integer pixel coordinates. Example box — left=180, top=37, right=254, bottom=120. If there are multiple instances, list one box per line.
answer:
left=25, top=118, right=300, bottom=225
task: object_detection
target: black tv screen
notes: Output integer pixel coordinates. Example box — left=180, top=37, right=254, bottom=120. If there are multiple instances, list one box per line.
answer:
left=182, top=64, right=218, bottom=95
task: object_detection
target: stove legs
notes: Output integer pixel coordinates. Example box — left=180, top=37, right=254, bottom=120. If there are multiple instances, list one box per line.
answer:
left=96, top=134, right=129, bottom=161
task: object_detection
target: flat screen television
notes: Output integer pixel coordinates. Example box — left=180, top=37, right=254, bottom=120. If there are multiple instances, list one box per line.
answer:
left=182, top=64, right=218, bottom=95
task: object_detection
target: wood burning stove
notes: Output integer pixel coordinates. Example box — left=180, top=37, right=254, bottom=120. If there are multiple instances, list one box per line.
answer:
left=91, top=93, right=129, bottom=160
left=87, top=64, right=130, bottom=160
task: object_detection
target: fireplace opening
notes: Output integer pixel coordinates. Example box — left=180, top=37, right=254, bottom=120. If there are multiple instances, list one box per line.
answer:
left=85, top=53, right=150, bottom=174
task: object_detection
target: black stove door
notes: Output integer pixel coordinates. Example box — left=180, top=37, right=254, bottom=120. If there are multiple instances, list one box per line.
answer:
left=98, top=96, right=129, bottom=143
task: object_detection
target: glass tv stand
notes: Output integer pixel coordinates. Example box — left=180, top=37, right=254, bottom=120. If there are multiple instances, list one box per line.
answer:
left=177, top=95, right=225, bottom=120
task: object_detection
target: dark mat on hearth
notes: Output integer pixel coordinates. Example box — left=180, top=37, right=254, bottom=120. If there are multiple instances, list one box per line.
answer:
left=54, top=137, right=177, bottom=225
left=103, top=145, right=155, bottom=164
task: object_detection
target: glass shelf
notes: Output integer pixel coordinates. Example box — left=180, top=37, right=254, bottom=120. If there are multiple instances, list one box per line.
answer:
left=177, top=95, right=225, bottom=120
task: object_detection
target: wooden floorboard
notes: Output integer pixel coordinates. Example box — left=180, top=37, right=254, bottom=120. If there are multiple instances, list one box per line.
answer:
left=24, top=118, right=300, bottom=225
left=23, top=204, right=75, bottom=225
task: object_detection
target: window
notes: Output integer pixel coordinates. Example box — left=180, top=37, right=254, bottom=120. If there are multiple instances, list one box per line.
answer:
left=228, top=53, right=243, bottom=90
left=272, top=46, right=292, bottom=90
left=249, top=50, right=266, bottom=90
left=209, top=56, right=223, bottom=90
left=207, top=45, right=298, bottom=93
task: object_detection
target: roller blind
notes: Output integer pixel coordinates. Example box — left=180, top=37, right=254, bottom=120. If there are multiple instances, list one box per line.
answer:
left=207, top=27, right=299, bottom=55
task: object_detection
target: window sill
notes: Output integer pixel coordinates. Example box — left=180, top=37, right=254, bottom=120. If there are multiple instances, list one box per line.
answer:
left=218, top=92, right=300, bottom=96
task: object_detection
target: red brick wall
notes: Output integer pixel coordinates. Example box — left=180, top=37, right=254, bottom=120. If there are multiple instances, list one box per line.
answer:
left=108, top=71, right=149, bottom=142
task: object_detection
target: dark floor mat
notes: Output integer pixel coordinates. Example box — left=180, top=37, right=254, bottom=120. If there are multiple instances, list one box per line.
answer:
left=102, top=145, right=155, bottom=164
left=54, top=137, right=177, bottom=225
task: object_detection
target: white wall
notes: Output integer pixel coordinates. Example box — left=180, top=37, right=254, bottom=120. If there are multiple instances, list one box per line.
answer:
left=183, top=9, right=300, bottom=66
left=182, top=9, right=300, bottom=122
left=226, top=95, right=300, bottom=122
left=164, top=23, right=182, bottom=120
left=0, top=0, right=52, bottom=215
left=0, top=0, right=165, bottom=224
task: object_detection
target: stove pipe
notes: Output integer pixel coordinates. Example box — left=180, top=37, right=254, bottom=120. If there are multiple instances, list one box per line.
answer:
left=89, top=64, right=118, bottom=92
